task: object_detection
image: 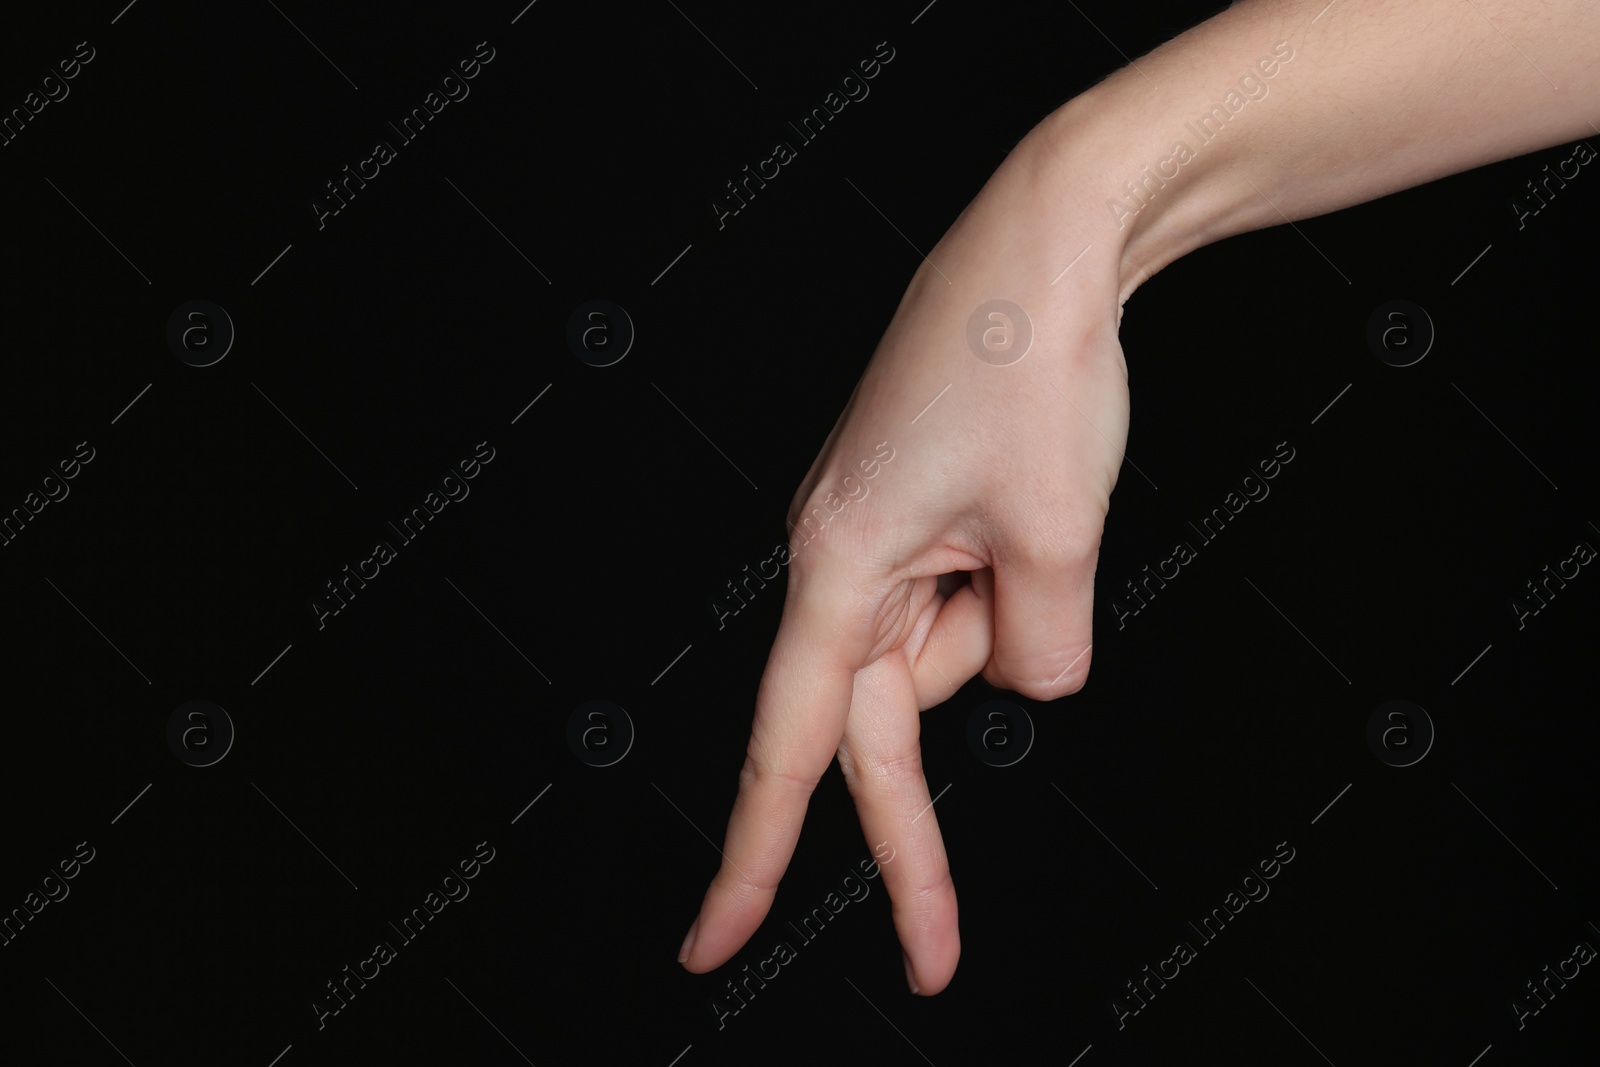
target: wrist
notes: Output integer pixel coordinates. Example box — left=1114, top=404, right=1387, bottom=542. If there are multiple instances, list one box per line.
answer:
left=1024, top=88, right=1252, bottom=311
left=1021, top=19, right=1310, bottom=310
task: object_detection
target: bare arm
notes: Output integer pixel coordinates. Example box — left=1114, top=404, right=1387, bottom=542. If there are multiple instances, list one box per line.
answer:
left=680, top=0, right=1600, bottom=998
left=1033, top=0, right=1600, bottom=303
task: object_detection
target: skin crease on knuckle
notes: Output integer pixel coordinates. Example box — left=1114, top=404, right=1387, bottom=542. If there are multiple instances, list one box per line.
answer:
left=740, top=738, right=822, bottom=798
left=895, top=866, right=958, bottom=917
left=839, top=739, right=925, bottom=793
left=710, top=859, right=777, bottom=904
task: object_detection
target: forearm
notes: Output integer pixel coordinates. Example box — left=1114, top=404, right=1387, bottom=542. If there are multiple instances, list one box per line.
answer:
left=1020, top=0, right=1600, bottom=305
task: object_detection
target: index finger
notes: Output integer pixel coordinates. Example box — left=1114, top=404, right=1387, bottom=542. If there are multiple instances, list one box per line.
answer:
left=678, top=562, right=865, bottom=973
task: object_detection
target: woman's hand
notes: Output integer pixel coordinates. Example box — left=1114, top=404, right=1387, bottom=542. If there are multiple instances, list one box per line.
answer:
left=677, top=121, right=1132, bottom=995
left=677, top=0, right=1600, bottom=998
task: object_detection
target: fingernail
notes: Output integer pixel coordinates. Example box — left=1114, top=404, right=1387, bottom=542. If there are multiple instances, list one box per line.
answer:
left=902, top=950, right=919, bottom=995
left=677, top=917, right=700, bottom=964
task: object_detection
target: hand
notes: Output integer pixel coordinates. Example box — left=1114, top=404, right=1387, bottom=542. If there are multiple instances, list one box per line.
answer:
left=675, top=0, right=1600, bottom=1002
left=677, top=122, right=1132, bottom=995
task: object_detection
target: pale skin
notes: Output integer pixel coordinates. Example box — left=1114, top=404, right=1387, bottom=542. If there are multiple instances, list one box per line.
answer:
left=678, top=0, right=1600, bottom=995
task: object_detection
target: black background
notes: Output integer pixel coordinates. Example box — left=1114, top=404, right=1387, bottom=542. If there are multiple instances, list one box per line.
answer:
left=1, top=1, right=1596, bottom=1064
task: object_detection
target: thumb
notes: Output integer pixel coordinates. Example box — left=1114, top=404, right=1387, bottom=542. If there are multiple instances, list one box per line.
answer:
left=981, top=530, right=1099, bottom=700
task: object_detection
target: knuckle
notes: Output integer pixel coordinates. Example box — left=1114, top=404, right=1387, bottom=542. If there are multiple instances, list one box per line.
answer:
left=865, top=744, right=926, bottom=786
left=837, top=740, right=925, bottom=796
left=894, top=866, right=959, bottom=931
left=786, top=488, right=879, bottom=566
left=1015, top=517, right=1101, bottom=570
left=740, top=745, right=822, bottom=797
left=711, top=860, right=779, bottom=901
left=905, top=864, right=957, bottom=908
